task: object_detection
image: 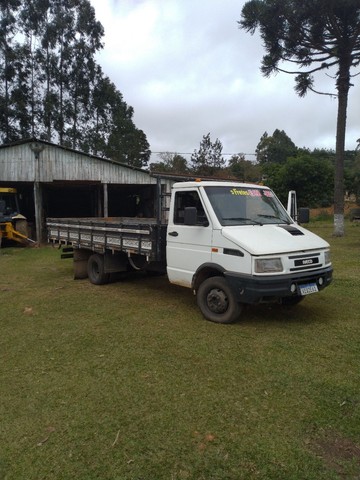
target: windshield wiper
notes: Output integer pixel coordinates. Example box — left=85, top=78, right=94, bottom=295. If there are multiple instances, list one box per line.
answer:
left=223, top=217, right=263, bottom=225
left=258, top=214, right=290, bottom=224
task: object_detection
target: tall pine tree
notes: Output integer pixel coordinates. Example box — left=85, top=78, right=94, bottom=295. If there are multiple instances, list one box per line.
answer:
left=239, top=0, right=360, bottom=236
left=0, top=0, right=150, bottom=167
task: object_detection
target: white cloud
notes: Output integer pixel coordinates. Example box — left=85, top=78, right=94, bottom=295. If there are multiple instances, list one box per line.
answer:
left=89, top=0, right=360, bottom=162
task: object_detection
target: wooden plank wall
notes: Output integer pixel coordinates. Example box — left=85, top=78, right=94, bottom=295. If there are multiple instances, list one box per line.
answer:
left=0, top=141, right=175, bottom=241
left=0, top=142, right=157, bottom=185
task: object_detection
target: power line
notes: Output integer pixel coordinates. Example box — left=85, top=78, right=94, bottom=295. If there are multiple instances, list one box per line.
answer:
left=151, top=151, right=257, bottom=156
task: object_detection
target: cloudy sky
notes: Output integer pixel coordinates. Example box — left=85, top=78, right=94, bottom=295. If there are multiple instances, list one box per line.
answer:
left=89, top=0, right=359, bottom=163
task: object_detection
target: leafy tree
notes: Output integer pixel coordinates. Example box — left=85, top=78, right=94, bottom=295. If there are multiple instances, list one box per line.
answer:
left=256, top=129, right=297, bottom=164
left=150, top=152, right=189, bottom=174
left=299, top=147, right=359, bottom=200
left=191, top=133, right=225, bottom=176
left=97, top=81, right=150, bottom=168
left=227, top=154, right=261, bottom=182
left=266, top=154, right=334, bottom=208
left=310, top=148, right=335, bottom=160
left=239, top=0, right=360, bottom=236
left=85, top=72, right=114, bottom=156
left=171, top=154, right=189, bottom=173
left=345, top=148, right=360, bottom=203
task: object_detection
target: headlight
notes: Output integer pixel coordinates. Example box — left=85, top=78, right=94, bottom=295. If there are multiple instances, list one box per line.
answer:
left=324, top=250, right=331, bottom=265
left=255, top=258, right=283, bottom=273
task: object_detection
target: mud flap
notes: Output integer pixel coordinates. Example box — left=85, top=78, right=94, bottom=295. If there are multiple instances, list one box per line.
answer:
left=73, top=249, right=91, bottom=279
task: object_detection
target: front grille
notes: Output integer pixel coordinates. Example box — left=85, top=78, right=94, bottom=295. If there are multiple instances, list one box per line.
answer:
left=288, top=252, right=322, bottom=272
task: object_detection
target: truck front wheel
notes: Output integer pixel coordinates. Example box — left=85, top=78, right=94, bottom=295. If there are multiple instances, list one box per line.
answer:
left=87, top=254, right=110, bottom=285
left=197, top=276, right=242, bottom=324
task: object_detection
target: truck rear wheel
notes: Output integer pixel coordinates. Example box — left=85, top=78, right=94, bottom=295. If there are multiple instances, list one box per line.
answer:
left=197, top=276, right=242, bottom=324
left=87, top=254, right=110, bottom=285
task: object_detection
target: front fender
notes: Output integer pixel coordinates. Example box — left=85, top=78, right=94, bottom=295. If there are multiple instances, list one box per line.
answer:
left=192, top=262, right=226, bottom=292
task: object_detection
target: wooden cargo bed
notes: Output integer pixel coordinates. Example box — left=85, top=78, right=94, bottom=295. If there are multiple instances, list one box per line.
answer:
left=46, top=217, right=166, bottom=260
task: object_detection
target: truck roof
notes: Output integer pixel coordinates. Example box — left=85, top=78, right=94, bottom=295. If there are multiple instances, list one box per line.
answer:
left=172, top=180, right=269, bottom=190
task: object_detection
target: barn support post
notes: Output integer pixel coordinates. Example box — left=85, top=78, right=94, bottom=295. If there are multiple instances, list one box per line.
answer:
left=30, top=142, right=45, bottom=243
left=33, top=181, right=43, bottom=242
left=103, top=183, right=108, bottom=217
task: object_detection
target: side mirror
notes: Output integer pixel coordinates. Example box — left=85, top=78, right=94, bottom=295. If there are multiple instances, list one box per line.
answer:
left=287, top=190, right=297, bottom=220
left=298, top=208, right=310, bottom=224
left=184, top=207, right=197, bottom=225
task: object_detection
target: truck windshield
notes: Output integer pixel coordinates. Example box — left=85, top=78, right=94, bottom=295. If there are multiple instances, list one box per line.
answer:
left=204, top=186, right=291, bottom=226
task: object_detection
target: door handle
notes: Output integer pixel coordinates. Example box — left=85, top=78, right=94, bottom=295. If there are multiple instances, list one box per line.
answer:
left=168, top=231, right=178, bottom=237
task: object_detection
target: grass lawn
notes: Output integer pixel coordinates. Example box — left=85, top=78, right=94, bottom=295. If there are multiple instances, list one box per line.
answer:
left=1, top=221, right=360, bottom=480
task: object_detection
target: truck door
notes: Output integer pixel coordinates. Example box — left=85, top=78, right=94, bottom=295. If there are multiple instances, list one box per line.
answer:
left=166, top=189, right=212, bottom=287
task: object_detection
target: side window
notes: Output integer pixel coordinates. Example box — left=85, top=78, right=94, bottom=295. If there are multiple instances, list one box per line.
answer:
left=174, top=191, right=207, bottom=225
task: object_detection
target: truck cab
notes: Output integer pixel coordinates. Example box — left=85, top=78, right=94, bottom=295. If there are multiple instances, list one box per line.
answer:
left=166, top=181, right=332, bottom=323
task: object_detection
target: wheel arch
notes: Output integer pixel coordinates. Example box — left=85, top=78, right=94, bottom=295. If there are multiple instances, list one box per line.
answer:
left=192, top=263, right=226, bottom=292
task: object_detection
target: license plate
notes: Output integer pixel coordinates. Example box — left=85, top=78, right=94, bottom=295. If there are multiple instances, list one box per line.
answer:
left=299, top=283, right=318, bottom=295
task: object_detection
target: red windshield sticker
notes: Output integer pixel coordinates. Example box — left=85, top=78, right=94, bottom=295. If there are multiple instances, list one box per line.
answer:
left=263, top=190, right=273, bottom=197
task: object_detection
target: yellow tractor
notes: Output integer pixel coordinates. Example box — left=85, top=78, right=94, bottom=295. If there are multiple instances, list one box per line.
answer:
left=0, top=187, right=35, bottom=247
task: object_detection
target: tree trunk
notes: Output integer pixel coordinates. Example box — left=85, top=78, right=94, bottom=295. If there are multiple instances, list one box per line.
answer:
left=333, top=64, right=350, bottom=237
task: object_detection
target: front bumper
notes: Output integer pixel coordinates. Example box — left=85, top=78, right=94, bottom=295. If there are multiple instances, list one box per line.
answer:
left=225, top=266, right=333, bottom=304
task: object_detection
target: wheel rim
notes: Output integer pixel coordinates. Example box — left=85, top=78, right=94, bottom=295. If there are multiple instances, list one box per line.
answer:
left=91, top=262, right=100, bottom=277
left=206, top=288, right=229, bottom=314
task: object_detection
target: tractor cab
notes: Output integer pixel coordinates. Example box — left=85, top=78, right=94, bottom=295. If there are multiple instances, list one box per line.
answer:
left=0, top=187, right=20, bottom=223
left=0, top=188, right=34, bottom=246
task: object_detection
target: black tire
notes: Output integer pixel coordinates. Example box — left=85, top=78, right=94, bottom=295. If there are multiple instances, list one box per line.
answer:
left=197, top=276, right=242, bottom=324
left=281, top=295, right=304, bottom=306
left=87, top=254, right=110, bottom=285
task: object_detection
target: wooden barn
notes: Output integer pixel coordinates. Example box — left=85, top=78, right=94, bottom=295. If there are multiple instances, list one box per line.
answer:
left=0, top=138, right=173, bottom=242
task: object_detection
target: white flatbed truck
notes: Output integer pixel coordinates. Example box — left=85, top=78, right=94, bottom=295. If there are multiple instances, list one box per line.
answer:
left=47, top=180, right=332, bottom=323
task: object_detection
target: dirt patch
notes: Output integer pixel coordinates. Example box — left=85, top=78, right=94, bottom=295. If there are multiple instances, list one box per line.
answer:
left=310, top=202, right=358, bottom=219
left=310, top=431, right=360, bottom=478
